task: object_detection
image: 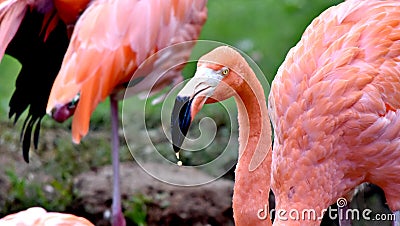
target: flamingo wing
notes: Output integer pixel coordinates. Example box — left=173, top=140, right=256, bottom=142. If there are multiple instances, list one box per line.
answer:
left=1, top=0, right=91, bottom=162
left=46, top=0, right=207, bottom=143
left=0, top=0, right=26, bottom=60
left=5, top=8, right=69, bottom=162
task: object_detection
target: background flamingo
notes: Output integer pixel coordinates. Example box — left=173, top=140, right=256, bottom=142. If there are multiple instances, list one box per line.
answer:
left=0, top=0, right=90, bottom=161
left=172, top=0, right=400, bottom=225
left=46, top=0, right=207, bottom=225
left=0, top=207, right=94, bottom=226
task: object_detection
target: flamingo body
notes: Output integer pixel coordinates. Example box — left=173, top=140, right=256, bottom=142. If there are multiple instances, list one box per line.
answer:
left=45, top=0, right=207, bottom=225
left=46, top=0, right=208, bottom=143
left=0, top=207, right=94, bottom=226
left=269, top=0, right=400, bottom=223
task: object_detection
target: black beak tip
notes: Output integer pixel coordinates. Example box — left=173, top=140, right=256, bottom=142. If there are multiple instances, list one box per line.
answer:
left=171, top=96, right=193, bottom=152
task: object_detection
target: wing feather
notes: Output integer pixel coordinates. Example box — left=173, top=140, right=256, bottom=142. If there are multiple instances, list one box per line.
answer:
left=270, top=0, right=400, bottom=148
left=0, top=0, right=27, bottom=60
left=47, top=0, right=207, bottom=143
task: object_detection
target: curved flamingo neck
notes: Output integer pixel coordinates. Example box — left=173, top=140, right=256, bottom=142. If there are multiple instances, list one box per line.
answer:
left=232, top=66, right=272, bottom=226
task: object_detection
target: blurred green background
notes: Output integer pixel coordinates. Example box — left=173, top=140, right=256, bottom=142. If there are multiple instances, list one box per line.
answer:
left=8, top=1, right=394, bottom=225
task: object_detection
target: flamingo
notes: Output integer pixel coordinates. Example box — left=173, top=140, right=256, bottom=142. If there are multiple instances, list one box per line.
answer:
left=0, top=207, right=94, bottom=226
left=171, top=0, right=400, bottom=225
left=45, top=0, right=207, bottom=225
left=172, top=46, right=273, bottom=225
left=1, top=0, right=90, bottom=161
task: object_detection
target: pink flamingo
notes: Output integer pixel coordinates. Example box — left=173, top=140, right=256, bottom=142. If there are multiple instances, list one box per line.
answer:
left=46, top=0, right=207, bottom=225
left=0, top=207, right=94, bottom=226
left=171, top=0, right=400, bottom=225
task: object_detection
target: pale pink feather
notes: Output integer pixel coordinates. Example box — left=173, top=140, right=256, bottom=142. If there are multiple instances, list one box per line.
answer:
left=46, top=0, right=207, bottom=143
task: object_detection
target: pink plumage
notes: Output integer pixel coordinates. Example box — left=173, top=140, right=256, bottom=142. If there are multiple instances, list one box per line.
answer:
left=0, top=207, right=94, bottom=226
left=269, top=0, right=400, bottom=224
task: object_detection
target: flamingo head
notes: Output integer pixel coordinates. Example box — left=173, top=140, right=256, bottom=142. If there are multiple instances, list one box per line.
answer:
left=171, top=46, right=246, bottom=153
left=49, top=93, right=80, bottom=123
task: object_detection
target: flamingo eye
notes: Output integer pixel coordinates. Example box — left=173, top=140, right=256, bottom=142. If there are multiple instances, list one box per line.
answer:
left=221, top=67, right=229, bottom=75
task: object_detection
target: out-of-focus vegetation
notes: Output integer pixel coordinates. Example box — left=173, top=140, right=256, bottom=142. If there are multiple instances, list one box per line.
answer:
left=0, top=55, right=21, bottom=120
left=0, top=0, right=350, bottom=224
left=124, top=194, right=152, bottom=226
left=191, top=0, right=343, bottom=82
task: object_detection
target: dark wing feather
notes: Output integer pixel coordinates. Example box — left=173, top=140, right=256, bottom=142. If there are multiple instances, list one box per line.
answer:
left=7, top=10, right=69, bottom=162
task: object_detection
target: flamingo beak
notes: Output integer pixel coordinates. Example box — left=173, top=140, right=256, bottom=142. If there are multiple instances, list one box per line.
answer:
left=171, top=95, right=194, bottom=153
left=171, top=67, right=222, bottom=153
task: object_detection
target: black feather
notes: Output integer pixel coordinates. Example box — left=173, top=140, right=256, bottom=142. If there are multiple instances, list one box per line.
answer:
left=6, top=10, right=69, bottom=162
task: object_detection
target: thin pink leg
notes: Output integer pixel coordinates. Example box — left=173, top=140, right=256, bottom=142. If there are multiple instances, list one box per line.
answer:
left=110, top=95, right=126, bottom=226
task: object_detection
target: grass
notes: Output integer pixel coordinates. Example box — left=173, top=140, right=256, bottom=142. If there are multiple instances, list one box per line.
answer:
left=124, top=194, right=152, bottom=226
left=4, top=169, right=72, bottom=213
